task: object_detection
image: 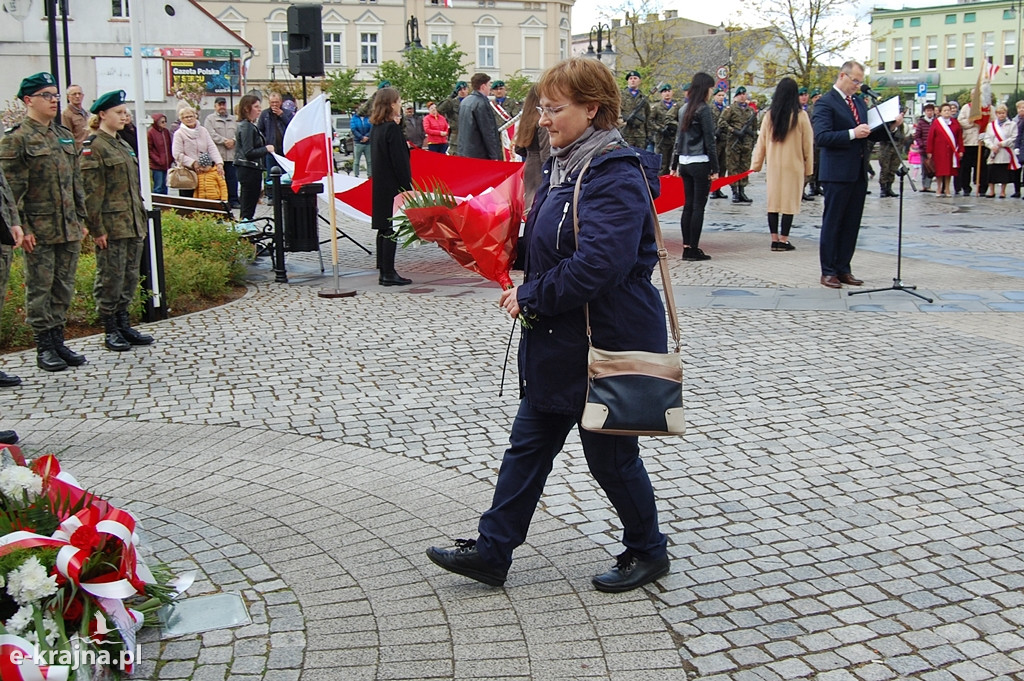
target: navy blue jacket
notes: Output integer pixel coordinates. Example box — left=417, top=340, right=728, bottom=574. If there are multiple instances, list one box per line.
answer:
left=516, top=144, right=668, bottom=415
left=813, top=88, right=891, bottom=183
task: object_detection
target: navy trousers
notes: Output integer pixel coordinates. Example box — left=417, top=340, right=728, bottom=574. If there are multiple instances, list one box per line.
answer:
left=819, top=177, right=867, bottom=277
left=476, top=399, right=667, bottom=571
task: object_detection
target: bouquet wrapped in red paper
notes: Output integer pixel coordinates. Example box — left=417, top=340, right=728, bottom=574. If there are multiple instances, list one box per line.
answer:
left=391, top=168, right=525, bottom=289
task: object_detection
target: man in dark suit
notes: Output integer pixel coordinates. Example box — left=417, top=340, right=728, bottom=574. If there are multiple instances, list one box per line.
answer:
left=812, top=60, right=903, bottom=289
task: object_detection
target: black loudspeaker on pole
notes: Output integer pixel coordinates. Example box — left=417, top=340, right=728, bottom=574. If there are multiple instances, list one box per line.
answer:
left=287, top=5, right=324, bottom=78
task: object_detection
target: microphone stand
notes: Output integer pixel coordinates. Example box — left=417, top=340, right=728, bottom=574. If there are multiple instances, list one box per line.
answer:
left=848, top=90, right=933, bottom=303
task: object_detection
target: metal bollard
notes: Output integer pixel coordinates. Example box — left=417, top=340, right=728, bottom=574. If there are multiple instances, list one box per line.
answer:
left=270, top=167, right=287, bottom=283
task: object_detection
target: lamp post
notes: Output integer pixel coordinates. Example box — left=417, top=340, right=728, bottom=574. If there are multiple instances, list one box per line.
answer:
left=1016, top=0, right=1022, bottom=97
left=404, top=16, right=424, bottom=52
left=585, top=23, right=614, bottom=62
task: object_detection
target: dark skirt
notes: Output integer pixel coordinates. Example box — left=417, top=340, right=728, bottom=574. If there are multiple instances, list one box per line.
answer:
left=987, top=163, right=1016, bottom=185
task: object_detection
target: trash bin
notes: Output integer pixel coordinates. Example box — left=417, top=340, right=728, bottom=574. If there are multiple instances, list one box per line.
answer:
left=280, top=181, right=323, bottom=252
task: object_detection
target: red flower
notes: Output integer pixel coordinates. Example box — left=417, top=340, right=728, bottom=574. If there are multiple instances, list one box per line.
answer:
left=63, top=597, right=84, bottom=621
left=70, top=525, right=102, bottom=551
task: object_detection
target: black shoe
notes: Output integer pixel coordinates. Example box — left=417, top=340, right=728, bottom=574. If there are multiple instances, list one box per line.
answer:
left=738, top=187, right=753, bottom=203
left=101, top=316, right=132, bottom=352
left=379, top=272, right=412, bottom=286
left=731, top=191, right=743, bottom=204
left=0, top=371, right=21, bottom=387
left=116, top=311, right=154, bottom=345
left=710, top=189, right=727, bottom=199
left=1011, top=192, right=1021, bottom=198
left=592, top=551, right=670, bottom=593
left=683, top=247, right=711, bottom=262
left=802, top=192, right=814, bottom=201
left=51, top=328, right=87, bottom=366
left=426, top=539, right=507, bottom=587
left=35, top=332, right=68, bottom=372
left=0, top=430, right=18, bottom=445
left=771, top=241, right=795, bottom=251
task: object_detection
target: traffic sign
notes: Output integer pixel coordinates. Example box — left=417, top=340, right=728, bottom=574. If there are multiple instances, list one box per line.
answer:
left=917, top=82, right=927, bottom=97
left=717, top=66, right=729, bottom=80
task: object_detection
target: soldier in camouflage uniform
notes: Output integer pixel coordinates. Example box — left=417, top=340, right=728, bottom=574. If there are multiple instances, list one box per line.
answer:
left=619, top=70, right=650, bottom=149
left=877, top=123, right=904, bottom=197
left=718, top=86, right=756, bottom=203
left=436, top=81, right=469, bottom=155
left=0, top=72, right=88, bottom=372
left=807, top=88, right=823, bottom=195
left=1, top=164, right=25, bottom=395
left=80, top=90, right=154, bottom=352
left=650, top=84, right=679, bottom=176
left=709, top=88, right=729, bottom=199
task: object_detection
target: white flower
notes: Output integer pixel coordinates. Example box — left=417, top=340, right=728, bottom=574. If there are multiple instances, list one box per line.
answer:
left=39, top=614, right=60, bottom=646
left=0, top=466, right=43, bottom=497
left=6, top=555, right=59, bottom=605
left=5, top=604, right=35, bottom=635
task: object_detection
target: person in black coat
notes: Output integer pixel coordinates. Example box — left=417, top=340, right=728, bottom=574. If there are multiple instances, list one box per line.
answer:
left=234, top=94, right=274, bottom=221
left=370, top=87, right=412, bottom=286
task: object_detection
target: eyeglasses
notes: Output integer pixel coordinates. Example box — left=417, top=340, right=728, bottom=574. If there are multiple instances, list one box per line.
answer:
left=535, top=104, right=571, bottom=118
left=843, top=73, right=864, bottom=87
left=29, top=92, right=60, bottom=102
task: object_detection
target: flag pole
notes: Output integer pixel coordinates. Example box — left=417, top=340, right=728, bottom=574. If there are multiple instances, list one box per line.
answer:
left=318, top=95, right=356, bottom=299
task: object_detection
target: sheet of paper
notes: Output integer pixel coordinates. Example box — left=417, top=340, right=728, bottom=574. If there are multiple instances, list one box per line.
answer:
left=867, top=96, right=900, bottom=129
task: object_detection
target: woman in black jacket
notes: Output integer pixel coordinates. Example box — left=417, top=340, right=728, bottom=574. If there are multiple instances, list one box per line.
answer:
left=234, top=95, right=273, bottom=220
left=670, top=72, right=719, bottom=261
left=370, top=87, right=412, bottom=286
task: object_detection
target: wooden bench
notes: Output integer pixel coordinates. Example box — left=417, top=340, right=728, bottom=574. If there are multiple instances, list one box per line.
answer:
left=151, top=194, right=276, bottom=258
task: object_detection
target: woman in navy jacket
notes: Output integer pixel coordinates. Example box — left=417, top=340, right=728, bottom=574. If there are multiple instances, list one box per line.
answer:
left=428, top=58, right=670, bottom=593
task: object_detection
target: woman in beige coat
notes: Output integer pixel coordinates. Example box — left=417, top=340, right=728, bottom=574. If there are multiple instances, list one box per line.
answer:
left=750, top=78, right=814, bottom=251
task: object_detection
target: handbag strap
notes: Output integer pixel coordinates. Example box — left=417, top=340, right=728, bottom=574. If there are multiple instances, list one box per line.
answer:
left=571, top=155, right=681, bottom=352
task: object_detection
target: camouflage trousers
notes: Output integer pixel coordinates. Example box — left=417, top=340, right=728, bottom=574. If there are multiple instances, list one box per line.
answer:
left=24, top=240, right=80, bottom=333
left=93, top=236, right=144, bottom=317
left=0, top=244, right=11, bottom=317
left=622, top=129, right=647, bottom=149
left=658, top=141, right=675, bottom=176
left=726, top=142, right=754, bottom=187
left=879, top=145, right=902, bottom=186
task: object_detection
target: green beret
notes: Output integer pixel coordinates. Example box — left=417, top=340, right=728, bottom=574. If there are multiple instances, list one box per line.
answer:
left=811, top=88, right=821, bottom=96
left=681, top=82, right=691, bottom=91
left=658, top=83, right=672, bottom=92
left=798, top=86, right=808, bottom=95
left=377, top=80, right=391, bottom=89
left=626, top=70, right=641, bottom=79
left=17, top=72, right=57, bottom=99
left=90, top=90, right=126, bottom=114
left=735, top=86, right=747, bottom=96
left=492, top=80, right=506, bottom=88
left=455, top=81, right=468, bottom=89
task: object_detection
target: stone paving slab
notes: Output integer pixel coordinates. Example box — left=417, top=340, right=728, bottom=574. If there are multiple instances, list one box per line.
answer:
left=1, top=174, right=1023, bottom=680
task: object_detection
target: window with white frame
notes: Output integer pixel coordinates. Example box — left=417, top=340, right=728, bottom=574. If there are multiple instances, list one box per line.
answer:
left=560, top=37, right=567, bottom=60
left=431, top=33, right=450, bottom=46
left=324, top=32, right=344, bottom=65
left=910, top=37, right=920, bottom=70
left=361, top=32, right=379, bottom=65
left=876, top=41, right=887, bottom=71
left=945, top=34, right=956, bottom=69
left=893, top=38, right=903, bottom=70
left=963, top=33, right=975, bottom=69
left=112, top=0, right=129, bottom=17
left=271, top=30, right=288, bottom=65
left=478, top=34, right=495, bottom=67
left=927, top=35, right=937, bottom=69
left=1004, top=30, right=1016, bottom=68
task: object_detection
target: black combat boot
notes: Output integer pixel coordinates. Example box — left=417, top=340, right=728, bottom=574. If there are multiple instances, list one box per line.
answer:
left=731, top=186, right=743, bottom=203
left=115, top=311, right=154, bottom=345
left=738, top=186, right=753, bottom=203
left=51, top=327, right=87, bottom=366
left=35, top=331, right=68, bottom=372
left=101, top=316, right=131, bottom=352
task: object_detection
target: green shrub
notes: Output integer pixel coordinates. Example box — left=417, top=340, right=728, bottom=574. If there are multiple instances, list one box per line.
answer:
left=0, top=212, right=252, bottom=351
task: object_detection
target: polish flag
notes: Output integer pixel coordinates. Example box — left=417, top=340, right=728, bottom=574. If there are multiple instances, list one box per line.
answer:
left=281, top=93, right=332, bottom=191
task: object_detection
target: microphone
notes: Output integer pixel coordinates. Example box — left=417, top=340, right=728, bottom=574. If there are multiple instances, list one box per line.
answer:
left=860, top=83, right=883, bottom=100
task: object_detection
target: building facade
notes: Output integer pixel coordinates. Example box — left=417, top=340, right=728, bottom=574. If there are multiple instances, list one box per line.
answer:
left=199, top=0, right=571, bottom=95
left=870, top=0, right=1024, bottom=104
left=0, top=0, right=249, bottom=116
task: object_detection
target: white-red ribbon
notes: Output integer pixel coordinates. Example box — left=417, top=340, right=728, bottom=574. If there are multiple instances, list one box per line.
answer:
left=937, top=118, right=960, bottom=169
left=987, top=120, right=1020, bottom=170
left=0, top=634, right=70, bottom=681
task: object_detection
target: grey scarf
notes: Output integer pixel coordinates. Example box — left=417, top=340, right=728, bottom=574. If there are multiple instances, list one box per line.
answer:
left=549, top=126, right=626, bottom=186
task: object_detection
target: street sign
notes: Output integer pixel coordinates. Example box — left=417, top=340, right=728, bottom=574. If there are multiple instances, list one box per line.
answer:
left=717, top=66, right=729, bottom=80
left=917, top=82, right=927, bottom=98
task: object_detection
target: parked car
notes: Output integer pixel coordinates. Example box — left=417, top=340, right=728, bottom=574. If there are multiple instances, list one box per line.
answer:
left=331, top=113, right=353, bottom=155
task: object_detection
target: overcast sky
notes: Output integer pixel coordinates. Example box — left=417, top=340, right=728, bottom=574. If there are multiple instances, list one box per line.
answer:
left=569, top=0, right=948, bottom=62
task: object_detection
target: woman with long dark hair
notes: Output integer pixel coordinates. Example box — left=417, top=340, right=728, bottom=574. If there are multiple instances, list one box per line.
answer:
left=513, top=85, right=551, bottom=217
left=750, top=77, right=813, bottom=250
left=370, top=87, right=412, bottom=286
left=670, top=72, right=718, bottom=261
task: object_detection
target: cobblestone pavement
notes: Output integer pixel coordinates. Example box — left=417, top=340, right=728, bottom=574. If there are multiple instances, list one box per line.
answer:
left=2, top=174, right=1024, bottom=680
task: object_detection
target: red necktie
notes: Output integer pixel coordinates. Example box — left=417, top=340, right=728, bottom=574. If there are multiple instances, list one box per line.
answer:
left=846, top=96, right=860, bottom=125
